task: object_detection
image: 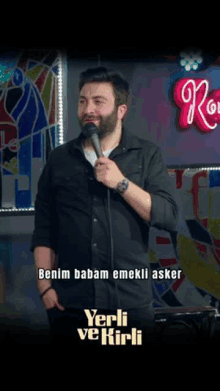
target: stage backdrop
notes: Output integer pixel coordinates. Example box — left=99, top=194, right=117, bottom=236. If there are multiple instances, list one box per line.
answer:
left=149, top=167, right=220, bottom=308
left=0, top=49, right=62, bottom=212
left=1, top=53, right=220, bottom=326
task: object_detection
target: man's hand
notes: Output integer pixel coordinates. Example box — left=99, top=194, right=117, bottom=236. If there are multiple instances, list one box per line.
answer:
left=42, top=288, right=65, bottom=311
left=94, top=156, right=125, bottom=189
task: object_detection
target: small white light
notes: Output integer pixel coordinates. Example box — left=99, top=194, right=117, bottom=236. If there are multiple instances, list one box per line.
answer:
left=180, top=49, right=203, bottom=71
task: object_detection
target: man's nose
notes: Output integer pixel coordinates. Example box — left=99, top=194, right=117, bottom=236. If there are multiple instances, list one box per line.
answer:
left=83, top=101, right=97, bottom=114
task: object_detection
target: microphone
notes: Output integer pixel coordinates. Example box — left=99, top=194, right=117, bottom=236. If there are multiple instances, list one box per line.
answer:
left=82, top=122, right=104, bottom=158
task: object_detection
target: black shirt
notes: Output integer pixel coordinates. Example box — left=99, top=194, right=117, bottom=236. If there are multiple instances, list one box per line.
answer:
left=30, top=127, right=178, bottom=310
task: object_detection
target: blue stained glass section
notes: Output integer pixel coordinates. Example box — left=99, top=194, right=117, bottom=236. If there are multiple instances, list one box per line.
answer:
left=52, top=65, right=58, bottom=75
left=153, top=280, right=172, bottom=293
left=15, top=138, right=31, bottom=207
left=209, top=170, right=220, bottom=187
left=32, top=88, right=47, bottom=133
left=19, top=138, right=31, bottom=176
left=33, top=133, right=42, bottom=157
left=12, top=82, right=30, bottom=120
left=28, top=61, right=38, bottom=70
left=18, top=89, right=37, bottom=138
left=13, top=68, right=23, bottom=86
left=186, top=220, right=212, bottom=245
left=3, top=169, right=12, bottom=175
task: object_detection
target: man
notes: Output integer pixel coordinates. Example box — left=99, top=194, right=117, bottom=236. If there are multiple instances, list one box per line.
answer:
left=30, top=67, right=178, bottom=350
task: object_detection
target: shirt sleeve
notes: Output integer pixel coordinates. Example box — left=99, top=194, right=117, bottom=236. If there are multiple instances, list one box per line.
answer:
left=144, top=145, right=179, bottom=232
left=30, top=156, right=58, bottom=254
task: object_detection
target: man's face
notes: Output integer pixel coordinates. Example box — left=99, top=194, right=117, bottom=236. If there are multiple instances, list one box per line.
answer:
left=78, top=82, right=120, bottom=139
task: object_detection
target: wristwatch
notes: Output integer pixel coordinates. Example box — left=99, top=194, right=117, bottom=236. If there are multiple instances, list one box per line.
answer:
left=115, top=178, right=129, bottom=194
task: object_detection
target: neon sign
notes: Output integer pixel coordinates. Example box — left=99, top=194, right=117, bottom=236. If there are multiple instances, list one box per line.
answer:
left=173, top=78, right=220, bottom=132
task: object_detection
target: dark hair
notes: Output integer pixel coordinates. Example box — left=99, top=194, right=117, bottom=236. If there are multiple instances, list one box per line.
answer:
left=78, top=67, right=130, bottom=122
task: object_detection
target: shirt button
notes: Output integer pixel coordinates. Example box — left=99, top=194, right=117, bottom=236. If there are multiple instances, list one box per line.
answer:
left=93, top=218, right=98, bottom=222
left=93, top=243, right=97, bottom=248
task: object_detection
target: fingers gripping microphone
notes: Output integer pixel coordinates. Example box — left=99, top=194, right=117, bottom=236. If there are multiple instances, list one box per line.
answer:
left=82, top=123, right=104, bottom=158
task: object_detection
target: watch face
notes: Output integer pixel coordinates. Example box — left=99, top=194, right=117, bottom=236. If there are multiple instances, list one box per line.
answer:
left=117, top=179, right=128, bottom=193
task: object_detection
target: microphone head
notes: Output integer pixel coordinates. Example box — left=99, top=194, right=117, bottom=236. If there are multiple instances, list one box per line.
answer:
left=82, top=122, right=100, bottom=138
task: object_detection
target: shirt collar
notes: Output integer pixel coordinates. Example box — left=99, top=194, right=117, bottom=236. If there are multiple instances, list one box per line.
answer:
left=70, top=126, right=143, bottom=156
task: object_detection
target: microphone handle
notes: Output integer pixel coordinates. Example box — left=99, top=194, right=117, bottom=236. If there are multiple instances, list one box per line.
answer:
left=90, top=134, right=104, bottom=158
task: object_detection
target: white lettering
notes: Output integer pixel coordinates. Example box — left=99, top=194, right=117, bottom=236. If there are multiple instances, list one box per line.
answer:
left=73, top=268, right=109, bottom=279
left=88, top=328, right=99, bottom=340
left=38, top=268, right=70, bottom=279
left=152, top=269, right=182, bottom=279
left=113, top=268, right=148, bottom=279
left=77, top=328, right=88, bottom=340
left=179, top=78, right=218, bottom=130
left=101, top=328, right=115, bottom=345
left=101, top=328, right=142, bottom=346
left=182, top=79, right=196, bottom=124
left=207, top=99, right=217, bottom=115
left=84, top=309, right=98, bottom=326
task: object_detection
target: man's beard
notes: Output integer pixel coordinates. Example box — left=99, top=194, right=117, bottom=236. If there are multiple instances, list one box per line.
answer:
left=78, top=105, right=119, bottom=140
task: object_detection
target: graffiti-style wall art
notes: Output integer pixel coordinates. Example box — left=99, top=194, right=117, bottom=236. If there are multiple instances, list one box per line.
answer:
left=149, top=168, right=220, bottom=309
left=0, top=49, right=64, bottom=214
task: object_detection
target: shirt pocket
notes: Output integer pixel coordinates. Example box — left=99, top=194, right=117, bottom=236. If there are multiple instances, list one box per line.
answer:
left=53, top=172, right=88, bottom=203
